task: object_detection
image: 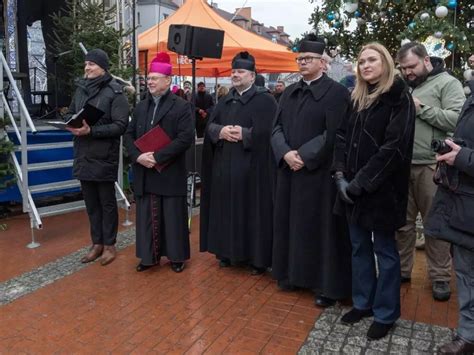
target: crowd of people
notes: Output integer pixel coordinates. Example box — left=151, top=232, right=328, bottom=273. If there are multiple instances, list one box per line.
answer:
left=67, top=36, right=474, bottom=351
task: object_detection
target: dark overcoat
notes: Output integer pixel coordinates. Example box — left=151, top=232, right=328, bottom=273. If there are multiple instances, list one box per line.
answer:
left=200, top=85, right=277, bottom=268
left=425, top=93, right=474, bottom=250
left=123, top=91, right=194, bottom=197
left=271, top=75, right=352, bottom=298
left=68, top=75, right=129, bottom=181
left=332, top=77, right=416, bottom=232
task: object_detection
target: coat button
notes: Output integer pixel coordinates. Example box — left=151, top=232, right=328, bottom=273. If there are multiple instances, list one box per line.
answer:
left=353, top=143, right=358, bottom=148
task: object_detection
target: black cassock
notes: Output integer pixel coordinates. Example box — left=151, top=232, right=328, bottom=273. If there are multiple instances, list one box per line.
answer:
left=271, top=75, right=352, bottom=299
left=200, top=85, right=277, bottom=268
left=124, top=91, right=194, bottom=265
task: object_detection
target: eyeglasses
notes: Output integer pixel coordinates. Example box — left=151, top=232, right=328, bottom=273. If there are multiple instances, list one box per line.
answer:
left=146, top=75, right=168, bottom=81
left=295, top=56, right=322, bottom=64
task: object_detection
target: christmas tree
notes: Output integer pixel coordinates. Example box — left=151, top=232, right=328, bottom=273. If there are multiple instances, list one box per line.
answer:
left=0, top=118, right=16, bottom=190
left=309, top=0, right=472, bottom=78
left=49, top=0, right=132, bottom=99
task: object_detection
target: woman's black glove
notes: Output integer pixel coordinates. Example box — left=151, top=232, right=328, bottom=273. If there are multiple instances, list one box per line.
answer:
left=347, top=179, right=363, bottom=196
left=334, top=171, right=354, bottom=204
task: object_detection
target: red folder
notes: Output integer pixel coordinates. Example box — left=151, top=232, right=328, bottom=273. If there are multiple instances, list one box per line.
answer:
left=134, top=125, right=172, bottom=172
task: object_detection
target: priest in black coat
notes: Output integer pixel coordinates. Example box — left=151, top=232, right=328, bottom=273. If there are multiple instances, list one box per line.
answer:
left=271, top=35, right=352, bottom=307
left=124, top=52, right=194, bottom=273
left=200, top=52, right=277, bottom=275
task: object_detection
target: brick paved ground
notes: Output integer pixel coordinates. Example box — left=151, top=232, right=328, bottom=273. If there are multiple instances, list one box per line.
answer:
left=0, top=208, right=458, bottom=353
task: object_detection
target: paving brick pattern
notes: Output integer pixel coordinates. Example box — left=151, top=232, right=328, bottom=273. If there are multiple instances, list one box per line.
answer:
left=300, top=305, right=454, bottom=354
left=0, top=228, right=136, bottom=305
left=0, top=210, right=459, bottom=353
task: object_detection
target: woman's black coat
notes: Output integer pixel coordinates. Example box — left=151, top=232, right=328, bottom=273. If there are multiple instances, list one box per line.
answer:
left=333, top=78, right=416, bottom=231
left=425, top=93, right=474, bottom=250
left=68, top=75, right=129, bottom=182
left=123, top=91, right=194, bottom=197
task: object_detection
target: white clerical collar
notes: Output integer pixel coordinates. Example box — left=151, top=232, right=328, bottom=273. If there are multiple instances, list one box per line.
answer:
left=303, top=73, right=323, bottom=86
left=236, top=84, right=253, bottom=96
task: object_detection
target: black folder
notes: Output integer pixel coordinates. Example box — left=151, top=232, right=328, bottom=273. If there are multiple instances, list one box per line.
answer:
left=47, top=103, right=105, bottom=129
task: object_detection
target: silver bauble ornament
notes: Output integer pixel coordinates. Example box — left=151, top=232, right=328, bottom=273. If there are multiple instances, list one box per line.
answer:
left=435, top=6, right=448, bottom=18
left=420, top=12, right=430, bottom=21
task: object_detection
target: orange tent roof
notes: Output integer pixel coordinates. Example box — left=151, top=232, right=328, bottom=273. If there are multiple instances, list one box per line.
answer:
left=138, top=0, right=298, bottom=77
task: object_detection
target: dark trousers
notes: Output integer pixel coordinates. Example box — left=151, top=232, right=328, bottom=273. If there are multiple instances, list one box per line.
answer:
left=81, top=180, right=118, bottom=246
left=452, top=244, right=474, bottom=342
left=349, top=223, right=401, bottom=324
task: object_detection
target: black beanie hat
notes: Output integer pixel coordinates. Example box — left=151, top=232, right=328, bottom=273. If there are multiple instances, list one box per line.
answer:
left=232, top=51, right=256, bottom=72
left=85, top=48, right=110, bottom=70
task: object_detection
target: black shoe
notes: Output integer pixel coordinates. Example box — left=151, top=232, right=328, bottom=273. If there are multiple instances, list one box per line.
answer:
left=136, top=263, right=155, bottom=272
left=341, top=308, right=373, bottom=325
left=250, top=266, right=265, bottom=275
left=277, top=279, right=295, bottom=291
left=433, top=281, right=451, bottom=301
left=171, top=262, right=185, bottom=273
left=219, top=258, right=231, bottom=268
left=401, top=276, right=411, bottom=283
left=438, top=337, right=474, bottom=354
left=315, top=295, right=336, bottom=308
left=367, top=321, right=394, bottom=340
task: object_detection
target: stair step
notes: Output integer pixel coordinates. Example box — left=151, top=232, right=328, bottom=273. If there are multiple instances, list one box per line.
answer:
left=30, top=179, right=81, bottom=194
left=14, top=141, right=73, bottom=151
left=28, top=159, right=74, bottom=171
left=37, top=200, right=86, bottom=218
left=37, top=195, right=127, bottom=218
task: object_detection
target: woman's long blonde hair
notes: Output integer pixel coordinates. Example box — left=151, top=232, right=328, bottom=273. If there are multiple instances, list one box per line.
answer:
left=352, top=43, right=395, bottom=112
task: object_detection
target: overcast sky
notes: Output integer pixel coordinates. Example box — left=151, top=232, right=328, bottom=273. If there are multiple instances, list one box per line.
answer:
left=211, top=0, right=316, bottom=39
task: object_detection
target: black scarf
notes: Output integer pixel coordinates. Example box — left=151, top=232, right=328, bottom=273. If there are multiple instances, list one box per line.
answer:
left=85, top=72, right=113, bottom=100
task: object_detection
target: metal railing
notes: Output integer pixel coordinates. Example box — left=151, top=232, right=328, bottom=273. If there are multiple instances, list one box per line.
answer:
left=0, top=51, right=42, bottom=233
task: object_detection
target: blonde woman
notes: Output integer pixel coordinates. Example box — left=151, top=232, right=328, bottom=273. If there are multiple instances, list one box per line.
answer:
left=332, top=43, right=416, bottom=339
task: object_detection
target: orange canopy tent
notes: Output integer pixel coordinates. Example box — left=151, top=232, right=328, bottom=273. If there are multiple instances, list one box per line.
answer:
left=138, top=0, right=298, bottom=77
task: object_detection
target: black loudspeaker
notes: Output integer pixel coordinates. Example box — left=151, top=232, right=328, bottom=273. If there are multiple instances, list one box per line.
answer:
left=168, top=24, right=224, bottom=59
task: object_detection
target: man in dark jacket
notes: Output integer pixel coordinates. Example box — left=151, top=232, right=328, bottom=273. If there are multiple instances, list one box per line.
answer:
left=195, top=82, right=214, bottom=138
left=124, top=52, right=194, bottom=273
left=271, top=35, right=352, bottom=307
left=66, top=48, right=129, bottom=266
left=273, top=81, right=285, bottom=102
left=200, top=51, right=277, bottom=275
left=425, top=90, right=474, bottom=354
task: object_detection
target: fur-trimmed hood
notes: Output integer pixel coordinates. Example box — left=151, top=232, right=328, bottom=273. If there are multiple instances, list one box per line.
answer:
left=379, top=76, right=409, bottom=107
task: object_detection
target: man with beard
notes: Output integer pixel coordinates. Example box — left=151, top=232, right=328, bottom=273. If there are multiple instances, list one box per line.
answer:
left=200, top=51, right=277, bottom=275
left=396, top=42, right=465, bottom=301
left=273, top=81, right=285, bottom=102
left=271, top=34, right=352, bottom=307
left=195, top=82, right=214, bottom=138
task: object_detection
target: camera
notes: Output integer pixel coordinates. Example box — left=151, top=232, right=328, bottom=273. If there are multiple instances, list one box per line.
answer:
left=431, top=138, right=465, bottom=155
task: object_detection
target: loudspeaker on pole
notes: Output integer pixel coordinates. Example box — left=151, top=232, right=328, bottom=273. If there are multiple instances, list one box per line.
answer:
left=167, top=24, right=224, bottom=59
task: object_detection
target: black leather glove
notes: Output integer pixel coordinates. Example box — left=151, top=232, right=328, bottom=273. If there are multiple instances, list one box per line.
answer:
left=347, top=179, right=363, bottom=196
left=334, top=171, right=354, bottom=204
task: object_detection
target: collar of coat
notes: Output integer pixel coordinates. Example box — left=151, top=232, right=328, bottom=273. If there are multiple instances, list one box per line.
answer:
left=288, top=74, right=333, bottom=101
left=378, top=76, right=409, bottom=107
left=225, top=84, right=263, bottom=105
left=143, top=88, right=176, bottom=126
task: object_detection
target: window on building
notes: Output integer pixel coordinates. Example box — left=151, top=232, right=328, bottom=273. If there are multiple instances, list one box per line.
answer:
left=137, top=12, right=141, bottom=25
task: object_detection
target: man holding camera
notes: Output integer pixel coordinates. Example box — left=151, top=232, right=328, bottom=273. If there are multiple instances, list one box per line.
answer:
left=424, top=83, right=474, bottom=354
left=396, top=42, right=465, bottom=301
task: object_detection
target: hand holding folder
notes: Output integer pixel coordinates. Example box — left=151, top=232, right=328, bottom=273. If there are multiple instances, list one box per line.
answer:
left=134, top=125, right=172, bottom=172
left=47, top=103, right=105, bottom=129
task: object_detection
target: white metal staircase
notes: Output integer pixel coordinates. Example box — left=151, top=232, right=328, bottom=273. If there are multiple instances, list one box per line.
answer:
left=0, top=51, right=131, bottom=248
